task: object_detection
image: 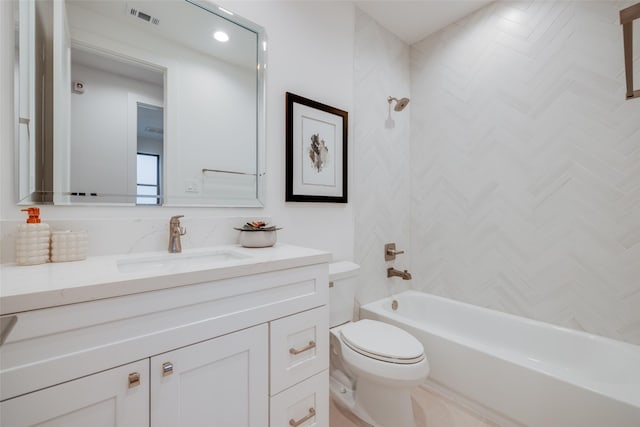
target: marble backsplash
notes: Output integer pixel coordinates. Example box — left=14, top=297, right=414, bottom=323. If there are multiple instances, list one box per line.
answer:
left=0, top=215, right=270, bottom=264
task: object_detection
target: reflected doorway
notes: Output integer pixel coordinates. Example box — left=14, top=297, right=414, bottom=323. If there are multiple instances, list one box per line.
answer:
left=136, top=103, right=163, bottom=205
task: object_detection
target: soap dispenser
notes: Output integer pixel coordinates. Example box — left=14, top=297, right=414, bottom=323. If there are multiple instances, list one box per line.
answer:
left=16, top=207, right=50, bottom=266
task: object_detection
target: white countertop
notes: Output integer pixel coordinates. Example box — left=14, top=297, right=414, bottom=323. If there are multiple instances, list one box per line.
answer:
left=0, top=244, right=331, bottom=314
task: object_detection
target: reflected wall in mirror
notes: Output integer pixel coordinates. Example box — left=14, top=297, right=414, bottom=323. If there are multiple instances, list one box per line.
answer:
left=14, top=0, right=266, bottom=207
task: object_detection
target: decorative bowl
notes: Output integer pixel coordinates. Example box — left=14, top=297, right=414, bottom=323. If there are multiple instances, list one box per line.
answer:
left=237, top=230, right=278, bottom=248
left=234, top=223, right=281, bottom=248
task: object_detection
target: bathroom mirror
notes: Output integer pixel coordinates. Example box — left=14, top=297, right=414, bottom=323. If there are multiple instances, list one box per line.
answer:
left=14, top=0, right=266, bottom=207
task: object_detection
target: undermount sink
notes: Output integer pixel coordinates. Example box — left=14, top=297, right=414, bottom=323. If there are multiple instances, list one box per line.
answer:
left=117, top=249, right=251, bottom=273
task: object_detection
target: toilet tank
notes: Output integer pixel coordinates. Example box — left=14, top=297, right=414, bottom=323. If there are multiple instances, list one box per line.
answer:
left=329, top=261, right=360, bottom=327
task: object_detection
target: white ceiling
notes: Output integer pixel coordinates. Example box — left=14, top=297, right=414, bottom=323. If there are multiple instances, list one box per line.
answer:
left=355, top=0, right=494, bottom=45
left=68, top=0, right=259, bottom=70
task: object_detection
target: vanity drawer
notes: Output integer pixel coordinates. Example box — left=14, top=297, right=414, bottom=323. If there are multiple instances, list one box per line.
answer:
left=270, top=306, right=329, bottom=395
left=270, top=369, right=328, bottom=427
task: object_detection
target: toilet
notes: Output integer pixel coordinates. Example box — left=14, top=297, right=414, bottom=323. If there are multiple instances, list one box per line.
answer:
left=329, top=262, right=430, bottom=427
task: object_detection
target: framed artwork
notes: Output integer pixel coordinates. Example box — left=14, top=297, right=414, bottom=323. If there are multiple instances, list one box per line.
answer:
left=285, top=92, right=348, bottom=203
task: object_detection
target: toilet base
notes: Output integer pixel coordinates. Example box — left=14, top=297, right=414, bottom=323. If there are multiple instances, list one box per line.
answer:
left=330, top=374, right=376, bottom=426
left=330, top=373, right=417, bottom=427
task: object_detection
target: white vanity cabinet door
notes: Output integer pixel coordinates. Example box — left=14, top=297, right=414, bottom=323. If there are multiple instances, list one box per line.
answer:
left=0, top=359, right=149, bottom=427
left=270, top=370, right=329, bottom=427
left=270, top=306, right=329, bottom=395
left=150, top=324, right=269, bottom=427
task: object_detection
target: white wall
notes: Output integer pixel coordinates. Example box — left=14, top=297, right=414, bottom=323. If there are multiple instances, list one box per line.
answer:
left=171, top=56, right=256, bottom=204
left=69, top=62, right=163, bottom=203
left=215, top=1, right=356, bottom=259
left=410, top=0, right=640, bottom=344
left=0, top=1, right=355, bottom=263
left=352, top=9, right=412, bottom=307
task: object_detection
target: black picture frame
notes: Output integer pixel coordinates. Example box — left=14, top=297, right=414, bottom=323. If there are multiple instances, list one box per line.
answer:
left=285, top=92, right=348, bottom=203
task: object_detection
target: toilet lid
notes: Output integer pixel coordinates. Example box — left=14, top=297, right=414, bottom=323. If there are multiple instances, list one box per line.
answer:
left=340, top=319, right=425, bottom=364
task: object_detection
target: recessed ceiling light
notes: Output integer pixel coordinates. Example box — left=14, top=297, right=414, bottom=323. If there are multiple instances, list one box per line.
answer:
left=213, top=31, right=229, bottom=42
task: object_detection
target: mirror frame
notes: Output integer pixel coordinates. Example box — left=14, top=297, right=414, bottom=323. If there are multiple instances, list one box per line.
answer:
left=14, top=0, right=267, bottom=207
left=620, top=3, right=640, bottom=100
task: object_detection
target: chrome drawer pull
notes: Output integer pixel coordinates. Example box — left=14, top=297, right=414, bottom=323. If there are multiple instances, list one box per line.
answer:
left=162, top=362, right=174, bottom=376
left=128, top=372, right=140, bottom=388
left=289, top=340, right=316, bottom=355
left=289, top=407, right=315, bottom=427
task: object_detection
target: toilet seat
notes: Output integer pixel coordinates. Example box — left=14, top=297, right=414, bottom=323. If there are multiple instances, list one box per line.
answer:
left=339, top=319, right=425, bottom=364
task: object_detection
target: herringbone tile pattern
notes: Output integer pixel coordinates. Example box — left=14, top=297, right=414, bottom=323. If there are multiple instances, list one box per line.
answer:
left=410, top=0, right=640, bottom=344
left=354, top=9, right=413, bottom=306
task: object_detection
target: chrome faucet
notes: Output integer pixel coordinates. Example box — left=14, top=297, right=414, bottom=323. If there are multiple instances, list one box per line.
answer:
left=168, top=215, right=186, bottom=253
left=387, top=267, right=412, bottom=280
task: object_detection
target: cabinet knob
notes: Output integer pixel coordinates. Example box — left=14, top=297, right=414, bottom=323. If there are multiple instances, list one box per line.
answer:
left=289, top=407, right=316, bottom=427
left=162, top=362, right=174, bottom=376
left=128, top=372, right=141, bottom=388
left=289, top=340, right=316, bottom=355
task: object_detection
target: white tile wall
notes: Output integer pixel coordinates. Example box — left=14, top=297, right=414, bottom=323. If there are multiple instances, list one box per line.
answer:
left=409, top=0, right=640, bottom=344
left=353, top=9, right=413, bottom=307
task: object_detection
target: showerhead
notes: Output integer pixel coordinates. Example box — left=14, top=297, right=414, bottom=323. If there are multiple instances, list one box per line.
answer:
left=388, top=96, right=410, bottom=112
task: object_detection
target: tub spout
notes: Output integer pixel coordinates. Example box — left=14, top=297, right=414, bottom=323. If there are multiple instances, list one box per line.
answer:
left=387, top=267, right=412, bottom=280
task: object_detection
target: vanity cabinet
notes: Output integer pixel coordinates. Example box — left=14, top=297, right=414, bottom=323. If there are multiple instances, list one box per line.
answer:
left=0, top=360, right=149, bottom=427
left=1, top=326, right=269, bottom=427
left=270, top=306, right=329, bottom=395
left=0, top=255, right=330, bottom=427
left=270, top=307, right=330, bottom=427
left=151, top=324, right=268, bottom=427
left=271, top=370, right=329, bottom=427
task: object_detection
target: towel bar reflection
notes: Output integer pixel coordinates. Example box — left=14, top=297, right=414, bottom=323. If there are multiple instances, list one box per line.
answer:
left=202, top=168, right=257, bottom=176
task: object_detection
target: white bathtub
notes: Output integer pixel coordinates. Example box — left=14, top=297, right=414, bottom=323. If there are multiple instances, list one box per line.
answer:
left=360, top=290, right=640, bottom=427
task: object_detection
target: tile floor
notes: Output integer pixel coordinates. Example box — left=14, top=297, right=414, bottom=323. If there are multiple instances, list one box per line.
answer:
left=329, top=386, right=501, bottom=427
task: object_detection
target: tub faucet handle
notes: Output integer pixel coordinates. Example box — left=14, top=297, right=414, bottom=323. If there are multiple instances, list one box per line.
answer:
left=385, top=243, right=405, bottom=261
